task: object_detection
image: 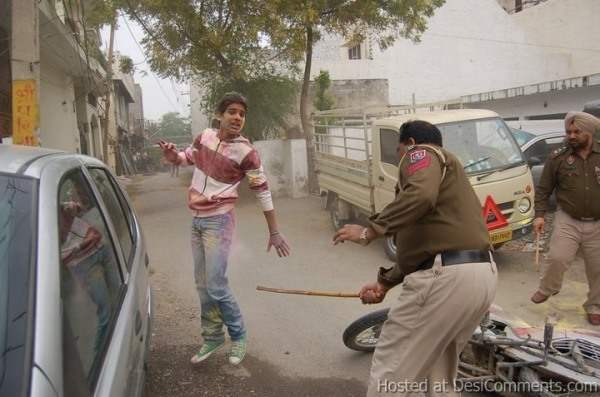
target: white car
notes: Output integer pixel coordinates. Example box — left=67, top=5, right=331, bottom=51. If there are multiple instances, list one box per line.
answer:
left=0, top=144, right=152, bottom=397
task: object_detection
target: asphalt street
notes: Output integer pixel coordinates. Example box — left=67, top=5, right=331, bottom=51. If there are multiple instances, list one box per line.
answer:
left=125, top=171, right=593, bottom=397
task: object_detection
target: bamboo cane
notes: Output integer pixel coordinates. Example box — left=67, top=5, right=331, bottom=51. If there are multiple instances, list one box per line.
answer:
left=256, top=285, right=359, bottom=298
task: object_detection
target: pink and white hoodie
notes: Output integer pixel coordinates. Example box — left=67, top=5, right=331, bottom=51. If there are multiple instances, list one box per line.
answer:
left=176, top=128, right=273, bottom=217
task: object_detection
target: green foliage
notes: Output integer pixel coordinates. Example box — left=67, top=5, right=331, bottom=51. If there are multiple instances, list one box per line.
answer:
left=314, top=70, right=334, bottom=111
left=154, top=112, right=192, bottom=145
left=266, top=0, right=446, bottom=52
left=115, top=0, right=444, bottom=141
left=121, top=0, right=302, bottom=82
left=119, top=56, right=134, bottom=74
left=85, top=0, right=117, bottom=29
left=202, top=76, right=298, bottom=141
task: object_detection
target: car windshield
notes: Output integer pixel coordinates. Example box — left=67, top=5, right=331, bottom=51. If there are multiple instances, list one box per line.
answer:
left=438, top=118, right=524, bottom=174
left=510, top=128, right=537, bottom=146
left=0, top=174, right=36, bottom=397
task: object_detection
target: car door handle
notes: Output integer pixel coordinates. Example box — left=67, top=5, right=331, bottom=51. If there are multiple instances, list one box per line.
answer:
left=378, top=176, right=384, bottom=181
left=135, top=310, right=142, bottom=335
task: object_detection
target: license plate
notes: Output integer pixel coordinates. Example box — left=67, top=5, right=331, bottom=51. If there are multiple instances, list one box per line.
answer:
left=490, top=229, right=512, bottom=245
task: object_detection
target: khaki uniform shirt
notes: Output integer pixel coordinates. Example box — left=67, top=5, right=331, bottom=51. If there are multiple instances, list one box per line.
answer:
left=370, top=145, right=490, bottom=287
left=535, top=140, right=600, bottom=220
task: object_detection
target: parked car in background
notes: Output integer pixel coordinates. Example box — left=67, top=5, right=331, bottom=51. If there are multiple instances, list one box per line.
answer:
left=0, top=144, right=152, bottom=397
left=509, top=127, right=565, bottom=186
left=509, top=127, right=564, bottom=209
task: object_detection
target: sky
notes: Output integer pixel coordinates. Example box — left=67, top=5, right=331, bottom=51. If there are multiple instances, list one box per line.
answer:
left=100, top=15, right=190, bottom=122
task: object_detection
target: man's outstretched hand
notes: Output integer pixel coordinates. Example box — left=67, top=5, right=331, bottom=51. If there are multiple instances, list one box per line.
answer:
left=157, top=140, right=179, bottom=163
left=333, top=224, right=364, bottom=245
left=359, top=282, right=389, bottom=304
left=267, top=232, right=291, bottom=257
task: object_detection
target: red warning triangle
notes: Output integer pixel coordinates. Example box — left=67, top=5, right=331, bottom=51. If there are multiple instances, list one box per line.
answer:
left=482, top=195, right=508, bottom=231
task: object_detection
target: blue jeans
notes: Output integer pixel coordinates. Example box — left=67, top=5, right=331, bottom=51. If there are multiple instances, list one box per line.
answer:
left=71, top=247, right=115, bottom=353
left=191, top=211, right=245, bottom=342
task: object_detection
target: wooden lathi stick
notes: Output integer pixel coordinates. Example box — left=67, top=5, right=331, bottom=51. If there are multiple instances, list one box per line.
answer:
left=535, top=232, right=540, bottom=271
left=256, top=285, right=359, bottom=298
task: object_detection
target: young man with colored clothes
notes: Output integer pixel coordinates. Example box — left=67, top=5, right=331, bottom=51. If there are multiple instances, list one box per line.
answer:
left=159, top=92, right=290, bottom=365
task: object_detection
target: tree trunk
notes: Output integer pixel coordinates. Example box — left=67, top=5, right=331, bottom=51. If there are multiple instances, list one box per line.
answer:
left=300, top=25, right=318, bottom=193
left=101, top=20, right=115, bottom=165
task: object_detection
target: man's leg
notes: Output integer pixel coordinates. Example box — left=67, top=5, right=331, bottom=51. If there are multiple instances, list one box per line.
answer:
left=191, top=217, right=226, bottom=344
left=367, top=260, right=496, bottom=397
left=197, top=212, right=246, bottom=341
left=539, top=210, right=582, bottom=296
left=580, top=220, right=600, bottom=316
left=427, top=261, right=497, bottom=397
left=76, top=250, right=113, bottom=354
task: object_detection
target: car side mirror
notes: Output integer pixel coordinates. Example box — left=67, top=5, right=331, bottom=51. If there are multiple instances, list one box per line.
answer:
left=527, top=156, right=542, bottom=167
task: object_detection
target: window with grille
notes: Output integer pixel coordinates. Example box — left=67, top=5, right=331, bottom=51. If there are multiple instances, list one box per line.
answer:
left=348, top=44, right=361, bottom=60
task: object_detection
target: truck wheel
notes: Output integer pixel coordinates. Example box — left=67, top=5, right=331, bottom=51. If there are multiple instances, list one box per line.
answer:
left=383, top=235, right=397, bottom=261
left=330, top=197, right=352, bottom=230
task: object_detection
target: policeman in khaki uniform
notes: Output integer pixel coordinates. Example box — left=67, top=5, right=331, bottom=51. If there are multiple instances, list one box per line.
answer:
left=334, top=120, right=497, bottom=396
left=531, top=111, right=600, bottom=326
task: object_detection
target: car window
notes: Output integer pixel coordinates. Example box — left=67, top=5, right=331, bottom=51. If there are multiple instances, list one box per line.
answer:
left=87, top=168, right=134, bottom=268
left=0, top=174, right=35, bottom=397
left=525, top=137, right=564, bottom=164
left=58, top=170, right=124, bottom=393
left=544, top=137, right=565, bottom=154
left=380, top=128, right=400, bottom=165
left=510, top=128, right=536, bottom=146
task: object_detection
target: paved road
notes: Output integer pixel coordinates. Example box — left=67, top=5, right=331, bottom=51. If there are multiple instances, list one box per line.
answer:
left=126, top=171, right=593, bottom=397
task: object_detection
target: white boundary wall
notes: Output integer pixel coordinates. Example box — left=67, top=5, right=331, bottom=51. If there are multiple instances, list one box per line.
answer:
left=253, top=139, right=308, bottom=199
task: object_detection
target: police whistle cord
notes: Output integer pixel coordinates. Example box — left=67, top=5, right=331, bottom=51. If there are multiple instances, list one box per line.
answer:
left=256, top=285, right=359, bottom=298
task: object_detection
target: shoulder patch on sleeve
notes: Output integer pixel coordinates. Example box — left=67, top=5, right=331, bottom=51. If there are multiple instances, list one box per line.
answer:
left=406, top=150, right=432, bottom=176
left=409, top=149, right=427, bottom=163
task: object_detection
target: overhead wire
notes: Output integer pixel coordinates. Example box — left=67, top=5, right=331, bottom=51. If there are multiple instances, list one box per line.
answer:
left=119, top=13, right=180, bottom=112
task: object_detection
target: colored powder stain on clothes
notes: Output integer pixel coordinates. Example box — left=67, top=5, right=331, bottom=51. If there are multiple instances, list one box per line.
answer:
left=204, top=306, right=223, bottom=323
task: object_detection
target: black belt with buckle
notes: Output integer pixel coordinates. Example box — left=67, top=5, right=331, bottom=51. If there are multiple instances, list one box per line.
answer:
left=419, top=250, right=491, bottom=270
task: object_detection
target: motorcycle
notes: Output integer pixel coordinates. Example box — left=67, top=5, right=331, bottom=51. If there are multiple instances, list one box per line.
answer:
left=343, top=304, right=600, bottom=396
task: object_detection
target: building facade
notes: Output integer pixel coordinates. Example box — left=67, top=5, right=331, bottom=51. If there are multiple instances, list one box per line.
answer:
left=310, top=0, right=600, bottom=120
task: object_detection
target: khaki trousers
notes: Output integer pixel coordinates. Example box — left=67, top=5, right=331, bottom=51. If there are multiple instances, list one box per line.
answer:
left=367, top=257, right=497, bottom=397
left=540, top=209, right=600, bottom=314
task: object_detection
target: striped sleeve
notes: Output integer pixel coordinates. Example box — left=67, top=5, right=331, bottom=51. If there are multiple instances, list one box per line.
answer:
left=240, top=149, right=274, bottom=211
left=177, top=133, right=206, bottom=166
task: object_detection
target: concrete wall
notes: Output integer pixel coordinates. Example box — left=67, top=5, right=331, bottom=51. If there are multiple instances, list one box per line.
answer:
left=253, top=139, right=308, bottom=199
left=129, top=83, right=144, bottom=135
left=511, top=0, right=600, bottom=78
left=311, top=0, right=574, bottom=106
left=465, top=85, right=600, bottom=120
left=39, top=61, right=80, bottom=152
left=311, top=79, right=389, bottom=109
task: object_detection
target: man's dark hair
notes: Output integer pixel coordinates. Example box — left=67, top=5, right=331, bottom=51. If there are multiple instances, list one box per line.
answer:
left=216, top=92, right=248, bottom=114
left=399, top=120, right=443, bottom=147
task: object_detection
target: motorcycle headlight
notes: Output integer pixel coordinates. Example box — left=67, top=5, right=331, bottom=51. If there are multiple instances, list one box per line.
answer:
left=518, top=197, right=531, bottom=214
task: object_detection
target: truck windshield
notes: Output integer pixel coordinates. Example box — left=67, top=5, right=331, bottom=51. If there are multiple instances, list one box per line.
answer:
left=438, top=118, right=524, bottom=174
left=0, top=174, right=36, bottom=397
